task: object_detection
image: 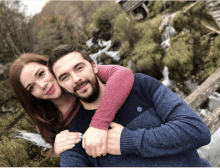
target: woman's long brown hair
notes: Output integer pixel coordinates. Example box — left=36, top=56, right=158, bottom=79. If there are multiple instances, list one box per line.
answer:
left=9, top=53, right=65, bottom=156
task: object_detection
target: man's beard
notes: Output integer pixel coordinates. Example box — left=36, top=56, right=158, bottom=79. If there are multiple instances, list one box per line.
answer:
left=71, top=77, right=100, bottom=103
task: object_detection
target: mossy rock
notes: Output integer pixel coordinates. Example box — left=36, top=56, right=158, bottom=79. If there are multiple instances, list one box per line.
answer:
left=14, top=114, right=37, bottom=133
left=0, top=137, right=44, bottom=167
left=36, top=156, right=60, bottom=167
left=0, top=138, right=30, bottom=166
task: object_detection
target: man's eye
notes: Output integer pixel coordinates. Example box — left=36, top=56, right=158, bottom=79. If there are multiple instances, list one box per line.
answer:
left=39, top=71, right=45, bottom=77
left=77, top=66, right=83, bottom=71
left=29, top=85, right=35, bottom=92
left=61, top=76, right=68, bottom=81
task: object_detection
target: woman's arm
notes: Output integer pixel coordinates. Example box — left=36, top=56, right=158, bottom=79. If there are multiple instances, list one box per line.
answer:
left=82, top=65, right=134, bottom=157
left=92, top=65, right=134, bottom=129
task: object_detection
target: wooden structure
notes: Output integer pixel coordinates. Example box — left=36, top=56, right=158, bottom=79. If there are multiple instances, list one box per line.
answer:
left=206, top=0, right=220, bottom=28
left=116, top=0, right=149, bottom=20
left=184, top=67, right=220, bottom=135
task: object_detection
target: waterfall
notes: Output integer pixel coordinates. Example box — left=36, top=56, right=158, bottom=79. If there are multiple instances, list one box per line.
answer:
left=161, top=66, right=171, bottom=87
left=89, top=39, right=120, bottom=64
left=11, top=130, right=51, bottom=150
left=159, top=12, right=178, bottom=50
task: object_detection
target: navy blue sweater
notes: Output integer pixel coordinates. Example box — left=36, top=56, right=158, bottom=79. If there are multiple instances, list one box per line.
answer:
left=60, top=73, right=211, bottom=167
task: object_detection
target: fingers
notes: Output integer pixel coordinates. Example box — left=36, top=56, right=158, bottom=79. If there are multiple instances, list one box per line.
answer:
left=101, top=140, right=107, bottom=156
left=54, top=130, right=83, bottom=155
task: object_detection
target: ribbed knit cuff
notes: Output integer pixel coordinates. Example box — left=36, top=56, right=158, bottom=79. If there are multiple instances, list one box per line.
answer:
left=90, top=118, right=109, bottom=130
left=120, top=127, right=137, bottom=155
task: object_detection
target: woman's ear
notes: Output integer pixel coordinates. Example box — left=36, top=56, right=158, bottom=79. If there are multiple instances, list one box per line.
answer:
left=92, top=62, right=98, bottom=74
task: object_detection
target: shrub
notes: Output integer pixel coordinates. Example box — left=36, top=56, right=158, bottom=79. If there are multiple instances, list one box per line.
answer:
left=131, top=42, right=164, bottom=79
left=163, top=33, right=194, bottom=79
left=113, top=12, right=139, bottom=46
left=92, top=4, right=122, bottom=31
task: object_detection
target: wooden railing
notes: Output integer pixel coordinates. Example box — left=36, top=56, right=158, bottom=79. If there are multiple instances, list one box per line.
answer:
left=184, top=67, right=220, bottom=135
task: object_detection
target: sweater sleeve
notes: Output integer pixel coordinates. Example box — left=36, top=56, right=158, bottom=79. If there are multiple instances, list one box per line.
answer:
left=90, top=65, right=134, bottom=130
left=120, top=74, right=211, bottom=157
left=60, top=119, right=92, bottom=167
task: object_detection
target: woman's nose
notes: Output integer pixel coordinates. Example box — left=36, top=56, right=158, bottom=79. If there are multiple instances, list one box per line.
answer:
left=38, top=81, right=48, bottom=90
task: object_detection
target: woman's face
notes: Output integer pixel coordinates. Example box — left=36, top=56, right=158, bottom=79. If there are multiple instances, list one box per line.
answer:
left=20, top=62, right=62, bottom=100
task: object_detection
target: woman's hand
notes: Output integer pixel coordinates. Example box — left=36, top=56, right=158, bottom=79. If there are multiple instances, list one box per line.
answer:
left=54, top=130, right=83, bottom=155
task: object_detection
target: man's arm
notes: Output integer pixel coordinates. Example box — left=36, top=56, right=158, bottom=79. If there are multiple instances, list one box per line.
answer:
left=60, top=143, right=91, bottom=167
left=120, top=74, right=211, bottom=157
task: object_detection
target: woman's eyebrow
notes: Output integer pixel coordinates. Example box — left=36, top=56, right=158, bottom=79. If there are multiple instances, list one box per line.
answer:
left=25, top=69, right=41, bottom=89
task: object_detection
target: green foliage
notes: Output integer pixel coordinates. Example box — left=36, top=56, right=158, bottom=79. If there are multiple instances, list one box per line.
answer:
left=190, top=1, right=207, bottom=16
left=203, top=35, right=220, bottom=80
left=131, top=42, right=164, bottom=79
left=164, top=33, right=195, bottom=79
left=119, top=41, right=132, bottom=59
left=173, top=12, right=191, bottom=32
left=0, top=1, right=34, bottom=62
left=36, top=156, right=60, bottom=167
left=147, top=1, right=190, bottom=19
left=92, top=4, right=122, bottom=30
left=113, top=12, right=139, bottom=46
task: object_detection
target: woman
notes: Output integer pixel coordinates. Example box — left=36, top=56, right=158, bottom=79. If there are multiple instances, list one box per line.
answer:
left=9, top=53, right=134, bottom=156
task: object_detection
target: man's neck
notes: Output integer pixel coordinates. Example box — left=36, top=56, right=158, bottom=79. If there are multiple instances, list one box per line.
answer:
left=80, top=79, right=105, bottom=110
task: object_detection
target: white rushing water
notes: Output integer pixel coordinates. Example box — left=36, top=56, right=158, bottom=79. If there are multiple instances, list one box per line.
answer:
left=159, top=12, right=178, bottom=50
left=90, top=39, right=120, bottom=64
left=85, top=38, right=94, bottom=48
left=198, top=127, right=220, bottom=166
left=12, top=130, right=51, bottom=150
left=161, top=66, right=171, bottom=87
left=86, top=38, right=120, bottom=64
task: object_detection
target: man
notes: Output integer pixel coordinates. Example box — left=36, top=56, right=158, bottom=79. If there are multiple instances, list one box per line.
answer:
left=49, top=45, right=211, bottom=167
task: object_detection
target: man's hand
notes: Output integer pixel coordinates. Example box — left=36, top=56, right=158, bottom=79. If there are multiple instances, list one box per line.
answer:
left=82, top=127, right=107, bottom=158
left=54, top=130, right=82, bottom=156
left=107, top=122, right=124, bottom=155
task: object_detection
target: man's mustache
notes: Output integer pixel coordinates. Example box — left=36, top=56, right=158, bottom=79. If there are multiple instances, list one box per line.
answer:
left=73, top=79, right=90, bottom=92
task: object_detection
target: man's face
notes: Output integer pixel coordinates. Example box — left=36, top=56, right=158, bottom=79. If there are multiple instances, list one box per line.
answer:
left=52, top=52, right=100, bottom=102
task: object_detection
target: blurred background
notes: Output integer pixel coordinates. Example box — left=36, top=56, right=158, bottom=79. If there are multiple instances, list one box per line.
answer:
left=1, top=0, right=220, bottom=166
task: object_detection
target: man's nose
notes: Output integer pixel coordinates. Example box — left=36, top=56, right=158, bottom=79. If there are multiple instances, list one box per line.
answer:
left=70, top=72, right=81, bottom=84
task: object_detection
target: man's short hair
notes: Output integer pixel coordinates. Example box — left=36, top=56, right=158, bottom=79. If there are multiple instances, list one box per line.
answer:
left=48, top=45, right=93, bottom=76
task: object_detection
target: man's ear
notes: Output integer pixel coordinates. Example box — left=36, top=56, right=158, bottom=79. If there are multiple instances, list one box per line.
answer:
left=92, top=62, right=98, bottom=74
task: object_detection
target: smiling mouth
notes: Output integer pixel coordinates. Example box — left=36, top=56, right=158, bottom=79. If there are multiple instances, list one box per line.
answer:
left=46, top=85, right=54, bottom=95
left=78, top=83, right=88, bottom=90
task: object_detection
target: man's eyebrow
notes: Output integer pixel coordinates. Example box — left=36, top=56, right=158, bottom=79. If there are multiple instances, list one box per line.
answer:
left=25, top=69, right=40, bottom=89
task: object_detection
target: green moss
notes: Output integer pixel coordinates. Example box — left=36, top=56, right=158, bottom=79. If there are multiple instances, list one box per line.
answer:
left=163, top=33, right=194, bottom=79
left=119, top=41, right=132, bottom=59
left=202, top=36, right=220, bottom=80
left=0, top=109, right=25, bottom=135
left=36, top=156, right=60, bottom=167
left=15, top=114, right=37, bottom=133
left=112, top=12, right=139, bottom=46
left=0, top=138, right=30, bottom=166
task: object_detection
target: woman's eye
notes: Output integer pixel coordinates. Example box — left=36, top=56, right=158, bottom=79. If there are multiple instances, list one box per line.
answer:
left=38, top=71, right=45, bottom=77
left=29, top=85, right=35, bottom=92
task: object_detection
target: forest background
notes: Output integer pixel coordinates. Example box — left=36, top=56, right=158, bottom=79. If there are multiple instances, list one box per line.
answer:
left=0, top=0, right=220, bottom=166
